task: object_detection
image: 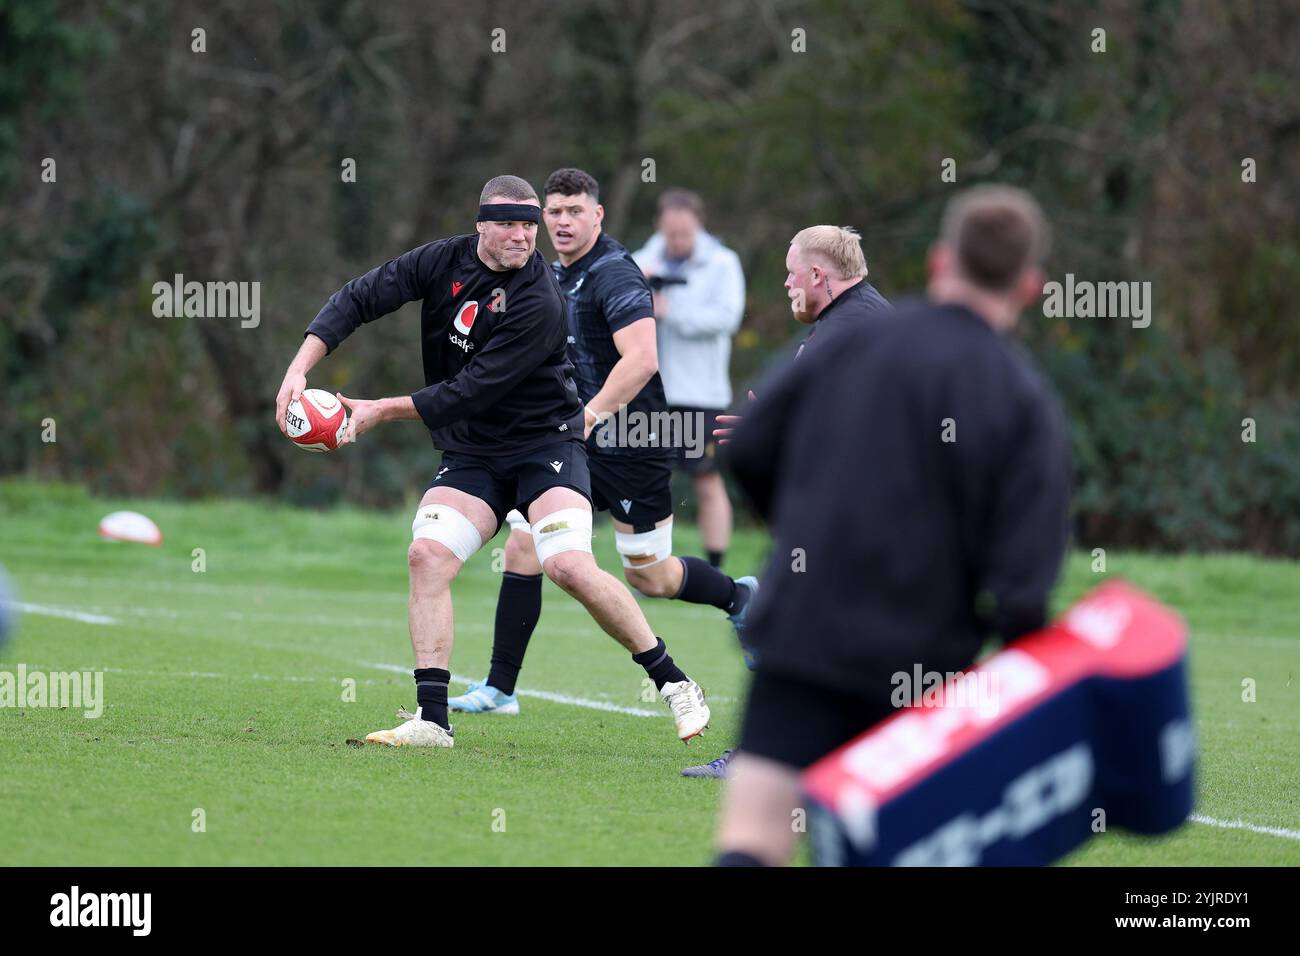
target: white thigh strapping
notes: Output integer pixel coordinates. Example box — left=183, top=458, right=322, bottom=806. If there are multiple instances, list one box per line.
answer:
left=530, top=507, right=593, bottom=565
left=505, top=508, right=530, bottom=535
left=614, top=519, right=674, bottom=569
left=411, top=502, right=483, bottom=563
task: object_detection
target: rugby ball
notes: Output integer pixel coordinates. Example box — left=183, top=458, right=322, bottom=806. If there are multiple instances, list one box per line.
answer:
left=98, top=510, right=163, bottom=545
left=285, top=388, right=348, bottom=452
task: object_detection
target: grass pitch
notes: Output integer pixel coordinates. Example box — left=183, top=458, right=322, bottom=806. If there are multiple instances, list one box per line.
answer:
left=1, top=480, right=1296, bottom=866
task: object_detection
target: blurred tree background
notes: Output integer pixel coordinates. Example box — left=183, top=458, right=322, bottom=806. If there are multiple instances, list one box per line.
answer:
left=2, top=0, right=1297, bottom=553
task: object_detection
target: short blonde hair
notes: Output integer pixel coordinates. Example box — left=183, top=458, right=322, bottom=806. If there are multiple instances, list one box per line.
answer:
left=790, top=225, right=868, bottom=280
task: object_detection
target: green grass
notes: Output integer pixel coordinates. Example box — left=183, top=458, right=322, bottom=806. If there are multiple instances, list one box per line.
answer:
left=1, top=480, right=1297, bottom=866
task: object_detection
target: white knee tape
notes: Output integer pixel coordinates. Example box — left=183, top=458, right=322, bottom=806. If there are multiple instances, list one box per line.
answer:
left=411, top=503, right=483, bottom=563
left=505, top=508, right=530, bottom=535
left=531, top=507, right=593, bottom=565
left=614, top=520, right=674, bottom=569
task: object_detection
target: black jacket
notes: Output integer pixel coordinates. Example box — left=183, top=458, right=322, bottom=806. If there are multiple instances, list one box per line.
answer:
left=728, top=297, right=1071, bottom=698
left=306, top=235, right=584, bottom=456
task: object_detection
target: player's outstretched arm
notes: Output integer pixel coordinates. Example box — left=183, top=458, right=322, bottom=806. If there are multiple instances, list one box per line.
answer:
left=275, top=333, right=329, bottom=434
left=336, top=394, right=419, bottom=445
left=282, top=242, right=445, bottom=435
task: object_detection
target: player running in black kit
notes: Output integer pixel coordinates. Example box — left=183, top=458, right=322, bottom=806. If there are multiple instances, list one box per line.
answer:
left=273, top=175, right=710, bottom=748
left=449, top=168, right=756, bottom=717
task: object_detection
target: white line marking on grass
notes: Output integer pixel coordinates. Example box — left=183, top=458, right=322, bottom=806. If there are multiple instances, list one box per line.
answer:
left=1190, top=814, right=1300, bottom=841
left=506, top=686, right=662, bottom=718
left=354, top=660, right=663, bottom=718
left=21, top=665, right=389, bottom=686
left=11, top=602, right=119, bottom=625
left=11, top=598, right=682, bottom=719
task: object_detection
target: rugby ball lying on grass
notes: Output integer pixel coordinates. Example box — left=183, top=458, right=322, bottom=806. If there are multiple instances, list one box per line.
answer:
left=98, top=511, right=163, bottom=545
left=285, top=388, right=348, bottom=452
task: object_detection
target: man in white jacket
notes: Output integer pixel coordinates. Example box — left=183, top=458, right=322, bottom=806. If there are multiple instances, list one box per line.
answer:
left=633, top=189, right=747, bottom=570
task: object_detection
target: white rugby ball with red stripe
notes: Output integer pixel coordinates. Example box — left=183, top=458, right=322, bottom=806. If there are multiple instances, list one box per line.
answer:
left=98, top=511, right=163, bottom=545
left=285, top=388, right=348, bottom=452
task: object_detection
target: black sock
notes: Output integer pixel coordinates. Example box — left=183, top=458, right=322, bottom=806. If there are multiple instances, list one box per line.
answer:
left=716, top=850, right=766, bottom=867
left=676, top=556, right=743, bottom=613
left=707, top=550, right=725, bottom=569
left=632, top=637, right=688, bottom=690
left=414, top=667, right=451, bottom=729
left=486, top=571, right=543, bottom=696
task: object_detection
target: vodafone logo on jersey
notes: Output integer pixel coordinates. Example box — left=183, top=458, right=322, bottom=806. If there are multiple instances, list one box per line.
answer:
left=453, top=299, right=479, bottom=335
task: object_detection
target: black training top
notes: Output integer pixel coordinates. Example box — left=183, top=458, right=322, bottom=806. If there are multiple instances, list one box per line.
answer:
left=727, top=297, right=1072, bottom=699
left=305, top=234, right=584, bottom=456
left=795, top=278, right=893, bottom=360
left=555, top=231, right=668, bottom=458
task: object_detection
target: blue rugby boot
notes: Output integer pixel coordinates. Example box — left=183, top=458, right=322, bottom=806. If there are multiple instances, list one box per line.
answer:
left=728, top=575, right=759, bottom=669
left=448, top=679, right=520, bottom=715
left=681, top=749, right=734, bottom=779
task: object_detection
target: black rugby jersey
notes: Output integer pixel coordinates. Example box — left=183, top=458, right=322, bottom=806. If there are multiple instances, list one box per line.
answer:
left=555, top=232, right=670, bottom=459
left=305, top=234, right=584, bottom=456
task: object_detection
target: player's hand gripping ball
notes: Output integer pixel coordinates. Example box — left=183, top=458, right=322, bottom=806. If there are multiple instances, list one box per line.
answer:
left=284, top=388, right=348, bottom=452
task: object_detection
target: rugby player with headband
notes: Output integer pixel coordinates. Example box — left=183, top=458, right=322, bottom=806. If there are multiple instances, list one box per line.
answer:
left=274, top=174, right=711, bottom=748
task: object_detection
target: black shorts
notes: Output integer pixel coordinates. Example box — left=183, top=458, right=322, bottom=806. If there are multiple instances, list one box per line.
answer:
left=588, top=451, right=673, bottom=533
left=665, top=404, right=724, bottom=475
left=432, top=439, right=591, bottom=530
left=738, top=669, right=896, bottom=770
